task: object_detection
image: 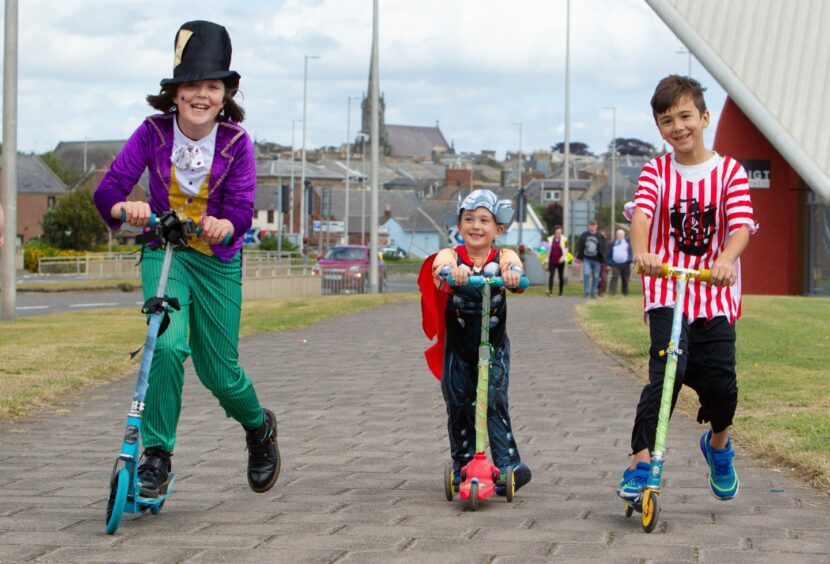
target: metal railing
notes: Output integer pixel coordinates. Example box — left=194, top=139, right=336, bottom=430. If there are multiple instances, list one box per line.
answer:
left=38, top=253, right=139, bottom=277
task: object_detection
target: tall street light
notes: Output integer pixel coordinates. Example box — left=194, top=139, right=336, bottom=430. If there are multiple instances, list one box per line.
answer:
left=676, top=48, right=692, bottom=77
left=289, top=118, right=298, bottom=238
left=344, top=96, right=357, bottom=245
left=563, top=0, right=571, bottom=239
left=369, top=0, right=380, bottom=293
left=2, top=0, right=18, bottom=320
left=358, top=133, right=369, bottom=245
left=604, top=106, right=617, bottom=235
left=299, top=54, right=320, bottom=259
left=513, top=122, right=523, bottom=247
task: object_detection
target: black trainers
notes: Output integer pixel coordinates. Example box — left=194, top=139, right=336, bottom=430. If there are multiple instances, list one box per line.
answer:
left=138, top=447, right=172, bottom=498
left=245, top=408, right=280, bottom=493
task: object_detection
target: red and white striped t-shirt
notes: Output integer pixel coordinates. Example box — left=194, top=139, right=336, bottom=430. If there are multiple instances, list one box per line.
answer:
left=634, top=152, right=757, bottom=323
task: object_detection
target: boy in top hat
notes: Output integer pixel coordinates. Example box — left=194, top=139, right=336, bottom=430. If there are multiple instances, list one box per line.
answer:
left=94, top=20, right=279, bottom=497
left=616, top=75, right=756, bottom=504
left=419, top=189, right=532, bottom=494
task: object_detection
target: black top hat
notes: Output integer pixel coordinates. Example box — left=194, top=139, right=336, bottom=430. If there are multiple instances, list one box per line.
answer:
left=160, top=20, right=241, bottom=88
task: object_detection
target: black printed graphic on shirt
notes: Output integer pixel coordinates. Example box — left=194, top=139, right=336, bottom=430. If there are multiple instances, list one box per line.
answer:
left=669, top=198, right=717, bottom=256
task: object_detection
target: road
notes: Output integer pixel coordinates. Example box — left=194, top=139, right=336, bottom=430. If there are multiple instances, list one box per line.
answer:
left=12, top=279, right=419, bottom=317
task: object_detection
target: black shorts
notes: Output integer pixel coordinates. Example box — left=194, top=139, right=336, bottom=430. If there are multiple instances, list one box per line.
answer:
left=630, top=307, right=739, bottom=453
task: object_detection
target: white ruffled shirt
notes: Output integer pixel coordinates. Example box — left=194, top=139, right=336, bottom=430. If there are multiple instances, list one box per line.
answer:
left=171, top=118, right=218, bottom=196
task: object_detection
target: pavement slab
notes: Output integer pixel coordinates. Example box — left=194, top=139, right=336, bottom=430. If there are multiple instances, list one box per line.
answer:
left=1, top=296, right=828, bottom=562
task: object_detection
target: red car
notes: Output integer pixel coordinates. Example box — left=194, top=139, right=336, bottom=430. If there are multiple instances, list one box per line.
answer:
left=312, top=245, right=386, bottom=294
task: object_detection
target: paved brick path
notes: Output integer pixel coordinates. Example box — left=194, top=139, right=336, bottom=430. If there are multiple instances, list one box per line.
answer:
left=1, top=297, right=828, bottom=562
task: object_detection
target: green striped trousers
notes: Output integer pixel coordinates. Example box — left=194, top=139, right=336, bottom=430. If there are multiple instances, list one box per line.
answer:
left=140, top=247, right=264, bottom=452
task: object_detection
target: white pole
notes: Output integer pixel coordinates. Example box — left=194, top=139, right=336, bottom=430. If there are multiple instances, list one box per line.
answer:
left=300, top=55, right=319, bottom=257
left=515, top=122, right=523, bottom=247
left=369, top=0, right=380, bottom=293
left=604, top=106, right=617, bottom=235
left=289, top=118, right=296, bottom=237
left=563, top=0, right=571, bottom=239
left=361, top=136, right=367, bottom=245
left=344, top=96, right=352, bottom=244
left=1, top=0, right=18, bottom=321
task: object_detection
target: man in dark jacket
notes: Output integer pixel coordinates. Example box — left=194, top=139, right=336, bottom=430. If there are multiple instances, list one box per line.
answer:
left=576, top=220, right=606, bottom=298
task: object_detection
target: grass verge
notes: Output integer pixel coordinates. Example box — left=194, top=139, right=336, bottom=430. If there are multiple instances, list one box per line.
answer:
left=576, top=295, right=830, bottom=493
left=17, top=278, right=142, bottom=292
left=0, top=293, right=416, bottom=422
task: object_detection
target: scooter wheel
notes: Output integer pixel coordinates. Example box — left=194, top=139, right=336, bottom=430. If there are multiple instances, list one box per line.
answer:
left=624, top=503, right=634, bottom=517
left=469, top=482, right=479, bottom=511
left=150, top=500, right=165, bottom=515
left=105, top=467, right=129, bottom=535
left=641, top=490, right=660, bottom=533
left=443, top=462, right=455, bottom=501
left=504, top=466, right=515, bottom=503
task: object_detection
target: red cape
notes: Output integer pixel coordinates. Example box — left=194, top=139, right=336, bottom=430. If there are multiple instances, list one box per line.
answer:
left=418, top=246, right=498, bottom=380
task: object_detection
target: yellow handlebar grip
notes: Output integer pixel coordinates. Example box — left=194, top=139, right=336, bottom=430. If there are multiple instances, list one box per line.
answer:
left=660, top=264, right=671, bottom=278
left=698, top=269, right=711, bottom=283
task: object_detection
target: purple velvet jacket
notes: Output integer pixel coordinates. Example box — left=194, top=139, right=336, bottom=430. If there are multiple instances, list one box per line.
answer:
left=94, top=113, right=256, bottom=263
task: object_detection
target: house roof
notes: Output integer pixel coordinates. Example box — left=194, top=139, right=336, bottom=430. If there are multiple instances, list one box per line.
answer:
left=646, top=0, right=830, bottom=201
left=256, top=160, right=345, bottom=181
left=2, top=154, right=67, bottom=195
left=385, top=124, right=450, bottom=158
left=52, top=140, right=125, bottom=173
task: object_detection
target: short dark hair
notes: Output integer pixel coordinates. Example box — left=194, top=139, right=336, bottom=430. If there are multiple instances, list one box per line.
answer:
left=553, top=225, right=562, bottom=231
left=588, top=220, right=597, bottom=226
left=651, top=75, right=707, bottom=119
left=146, top=81, right=245, bottom=123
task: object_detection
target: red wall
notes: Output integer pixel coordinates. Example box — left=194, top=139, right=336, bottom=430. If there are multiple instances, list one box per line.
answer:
left=713, top=98, right=804, bottom=295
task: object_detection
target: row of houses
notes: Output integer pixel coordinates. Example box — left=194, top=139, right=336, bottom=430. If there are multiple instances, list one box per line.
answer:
left=5, top=135, right=643, bottom=259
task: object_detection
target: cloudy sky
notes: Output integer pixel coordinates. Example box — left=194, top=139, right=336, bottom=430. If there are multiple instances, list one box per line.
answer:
left=11, top=0, right=727, bottom=158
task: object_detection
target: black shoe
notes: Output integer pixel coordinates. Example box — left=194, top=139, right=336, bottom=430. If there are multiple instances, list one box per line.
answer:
left=245, top=408, right=280, bottom=493
left=138, top=447, right=172, bottom=498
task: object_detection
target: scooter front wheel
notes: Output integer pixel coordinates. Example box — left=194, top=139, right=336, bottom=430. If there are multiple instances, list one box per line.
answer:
left=641, top=490, right=660, bottom=533
left=469, top=481, right=479, bottom=511
left=105, top=467, right=129, bottom=534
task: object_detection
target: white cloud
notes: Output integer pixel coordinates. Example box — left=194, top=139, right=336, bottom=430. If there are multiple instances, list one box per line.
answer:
left=5, top=0, right=727, bottom=159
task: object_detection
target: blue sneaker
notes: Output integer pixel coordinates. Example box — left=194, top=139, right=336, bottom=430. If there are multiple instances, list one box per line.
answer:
left=496, top=462, right=532, bottom=495
left=699, top=431, right=739, bottom=500
left=617, top=462, right=650, bottom=502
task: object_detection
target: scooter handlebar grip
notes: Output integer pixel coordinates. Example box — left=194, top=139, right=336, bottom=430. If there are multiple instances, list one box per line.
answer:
left=698, top=268, right=711, bottom=283
left=120, top=209, right=157, bottom=226
left=195, top=226, right=232, bottom=246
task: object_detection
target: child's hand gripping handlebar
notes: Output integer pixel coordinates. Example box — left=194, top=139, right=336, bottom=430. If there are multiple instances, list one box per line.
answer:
left=439, top=267, right=529, bottom=290
left=194, top=225, right=233, bottom=246
left=121, top=210, right=158, bottom=227
left=636, top=263, right=711, bottom=283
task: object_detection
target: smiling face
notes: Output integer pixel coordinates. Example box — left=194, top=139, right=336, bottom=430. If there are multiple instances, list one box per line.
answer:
left=175, top=79, right=226, bottom=140
left=459, top=207, right=504, bottom=255
left=656, top=95, right=710, bottom=165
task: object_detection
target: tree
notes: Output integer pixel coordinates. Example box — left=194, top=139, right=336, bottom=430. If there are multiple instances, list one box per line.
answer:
left=259, top=234, right=297, bottom=252
left=609, top=137, right=655, bottom=157
left=39, top=152, right=85, bottom=187
left=551, top=141, right=592, bottom=156
left=541, top=202, right=563, bottom=235
left=594, top=203, right=629, bottom=233
left=41, top=188, right=108, bottom=250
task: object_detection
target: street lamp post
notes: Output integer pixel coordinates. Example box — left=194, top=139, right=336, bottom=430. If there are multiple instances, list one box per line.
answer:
left=344, top=96, right=356, bottom=245
left=289, top=118, right=297, bottom=238
left=563, top=0, right=571, bottom=239
left=604, top=106, right=617, bottom=235
left=513, top=122, right=523, bottom=247
left=369, top=0, right=380, bottom=293
left=676, top=48, right=692, bottom=77
left=358, top=133, right=369, bottom=245
left=299, top=54, right=320, bottom=260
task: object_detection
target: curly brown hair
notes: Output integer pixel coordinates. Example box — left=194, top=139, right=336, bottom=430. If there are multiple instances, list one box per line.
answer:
left=146, top=81, right=245, bottom=123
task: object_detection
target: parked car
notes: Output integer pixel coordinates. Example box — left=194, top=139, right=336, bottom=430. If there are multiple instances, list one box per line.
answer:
left=312, top=245, right=386, bottom=294
left=380, top=245, right=407, bottom=259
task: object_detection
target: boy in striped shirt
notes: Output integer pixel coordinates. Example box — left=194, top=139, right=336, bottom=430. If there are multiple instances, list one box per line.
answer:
left=617, top=75, right=757, bottom=504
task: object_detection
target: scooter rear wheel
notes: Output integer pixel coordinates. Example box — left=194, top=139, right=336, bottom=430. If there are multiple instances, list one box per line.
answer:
left=443, top=462, right=455, bottom=501
left=504, top=466, right=515, bottom=503
left=105, top=467, right=129, bottom=534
